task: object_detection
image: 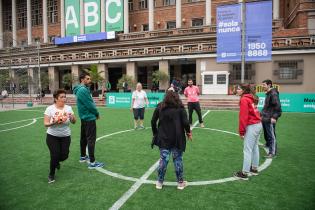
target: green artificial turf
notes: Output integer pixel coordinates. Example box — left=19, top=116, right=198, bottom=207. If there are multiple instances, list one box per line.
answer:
left=0, top=107, right=314, bottom=210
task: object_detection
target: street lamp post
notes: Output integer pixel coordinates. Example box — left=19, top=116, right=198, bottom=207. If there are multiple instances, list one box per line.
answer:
left=37, top=41, right=42, bottom=104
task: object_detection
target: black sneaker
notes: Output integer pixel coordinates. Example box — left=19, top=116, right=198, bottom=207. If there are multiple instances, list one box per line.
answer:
left=48, top=175, right=55, bottom=184
left=233, top=171, right=249, bottom=180
left=250, top=167, right=259, bottom=176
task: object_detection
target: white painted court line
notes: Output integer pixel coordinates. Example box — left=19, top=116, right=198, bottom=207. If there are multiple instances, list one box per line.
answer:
left=109, top=161, right=159, bottom=210
left=0, top=118, right=38, bottom=133
left=0, top=117, right=43, bottom=126
left=108, top=110, right=211, bottom=210
left=95, top=126, right=271, bottom=187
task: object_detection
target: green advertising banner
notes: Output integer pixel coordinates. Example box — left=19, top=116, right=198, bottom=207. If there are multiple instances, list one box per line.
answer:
left=106, top=93, right=165, bottom=108
left=84, top=0, right=101, bottom=34
left=106, top=0, right=124, bottom=32
left=65, top=0, right=81, bottom=36
left=257, top=93, right=315, bottom=113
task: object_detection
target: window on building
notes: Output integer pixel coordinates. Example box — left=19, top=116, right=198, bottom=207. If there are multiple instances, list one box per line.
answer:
left=17, top=0, right=27, bottom=29
left=217, top=74, right=227, bottom=84
left=3, top=3, right=12, bottom=31
left=31, top=0, right=43, bottom=26
left=166, top=21, right=176, bottom=29
left=192, top=18, right=203, bottom=27
left=48, top=36, right=55, bottom=43
left=186, top=0, right=200, bottom=2
left=164, top=0, right=176, bottom=6
left=128, top=0, right=133, bottom=11
left=278, top=61, right=298, bottom=79
left=231, top=63, right=254, bottom=83
left=48, top=0, right=58, bottom=24
left=142, top=24, right=149, bottom=31
left=273, top=60, right=303, bottom=83
left=139, top=0, right=148, bottom=9
left=204, top=75, right=213, bottom=85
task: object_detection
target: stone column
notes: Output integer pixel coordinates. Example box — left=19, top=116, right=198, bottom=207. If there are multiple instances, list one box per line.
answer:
left=176, top=0, right=181, bottom=28
left=28, top=68, right=35, bottom=94
left=61, top=0, right=65, bottom=37
left=148, top=0, right=154, bottom=31
left=48, top=66, right=59, bottom=93
left=71, top=65, right=80, bottom=87
left=158, top=60, right=169, bottom=90
left=273, top=0, right=279, bottom=19
left=43, top=0, right=48, bottom=43
left=126, top=62, right=137, bottom=82
left=80, top=0, right=84, bottom=34
left=12, top=0, right=17, bottom=47
left=101, top=0, right=106, bottom=32
left=195, top=59, right=203, bottom=94
left=124, top=0, right=129, bottom=33
left=97, top=63, right=108, bottom=88
left=0, top=0, right=3, bottom=48
left=27, top=0, right=32, bottom=45
left=205, top=0, right=211, bottom=26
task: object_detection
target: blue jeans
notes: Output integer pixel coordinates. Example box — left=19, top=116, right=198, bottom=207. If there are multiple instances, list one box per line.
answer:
left=262, top=121, right=277, bottom=155
left=158, top=148, right=184, bottom=183
left=242, top=123, right=262, bottom=173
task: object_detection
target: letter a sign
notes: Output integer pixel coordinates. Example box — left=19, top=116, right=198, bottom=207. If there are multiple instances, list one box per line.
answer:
left=65, top=0, right=81, bottom=36
left=106, top=0, right=124, bottom=32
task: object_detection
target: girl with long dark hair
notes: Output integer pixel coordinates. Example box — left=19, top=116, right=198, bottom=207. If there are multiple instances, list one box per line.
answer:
left=151, top=91, right=192, bottom=190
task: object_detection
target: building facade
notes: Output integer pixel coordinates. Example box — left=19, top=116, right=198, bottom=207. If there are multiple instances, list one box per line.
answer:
left=0, top=0, right=314, bottom=94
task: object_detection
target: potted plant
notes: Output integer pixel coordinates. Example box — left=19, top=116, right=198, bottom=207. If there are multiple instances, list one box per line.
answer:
left=117, top=74, right=135, bottom=92
left=152, top=70, right=169, bottom=92
left=62, top=73, right=73, bottom=94
left=84, top=64, right=104, bottom=97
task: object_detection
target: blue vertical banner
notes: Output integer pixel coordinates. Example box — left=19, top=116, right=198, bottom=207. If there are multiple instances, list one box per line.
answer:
left=216, top=4, right=242, bottom=63
left=245, top=1, right=272, bottom=61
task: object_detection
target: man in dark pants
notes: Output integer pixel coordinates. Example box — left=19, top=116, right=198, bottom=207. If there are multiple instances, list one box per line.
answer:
left=73, top=72, right=104, bottom=169
left=261, top=79, right=282, bottom=158
left=184, top=79, right=204, bottom=128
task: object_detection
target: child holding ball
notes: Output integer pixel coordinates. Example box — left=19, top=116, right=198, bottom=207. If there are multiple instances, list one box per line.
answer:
left=44, top=89, right=76, bottom=183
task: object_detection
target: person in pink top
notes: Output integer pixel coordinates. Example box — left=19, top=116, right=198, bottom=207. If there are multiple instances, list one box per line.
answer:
left=184, top=79, right=204, bottom=128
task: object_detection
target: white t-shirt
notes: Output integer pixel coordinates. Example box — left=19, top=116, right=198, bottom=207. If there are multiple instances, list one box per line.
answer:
left=132, top=90, right=147, bottom=109
left=44, top=104, right=74, bottom=137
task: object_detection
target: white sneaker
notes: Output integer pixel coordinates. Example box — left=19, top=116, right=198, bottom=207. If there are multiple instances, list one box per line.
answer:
left=156, top=181, right=163, bottom=190
left=200, top=123, right=205, bottom=128
left=177, top=181, right=187, bottom=190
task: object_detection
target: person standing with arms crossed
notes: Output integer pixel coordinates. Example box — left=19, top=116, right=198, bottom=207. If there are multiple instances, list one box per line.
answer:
left=73, top=72, right=104, bottom=169
left=261, top=79, right=282, bottom=158
left=184, top=79, right=204, bottom=128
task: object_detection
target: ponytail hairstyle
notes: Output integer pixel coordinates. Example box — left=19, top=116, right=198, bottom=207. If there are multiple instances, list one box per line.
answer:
left=238, top=84, right=259, bottom=105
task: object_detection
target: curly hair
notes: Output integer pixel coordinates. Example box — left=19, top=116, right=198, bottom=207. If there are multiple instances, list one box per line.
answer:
left=159, top=90, right=184, bottom=110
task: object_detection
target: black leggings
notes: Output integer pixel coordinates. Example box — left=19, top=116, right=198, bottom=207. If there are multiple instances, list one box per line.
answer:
left=46, top=134, right=71, bottom=176
left=188, top=102, right=203, bottom=124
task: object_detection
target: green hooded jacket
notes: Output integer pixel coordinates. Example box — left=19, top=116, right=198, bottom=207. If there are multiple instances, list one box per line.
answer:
left=73, top=84, right=99, bottom=121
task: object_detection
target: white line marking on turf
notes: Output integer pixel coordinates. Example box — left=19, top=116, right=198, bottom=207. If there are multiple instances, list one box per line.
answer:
left=0, top=118, right=38, bottom=132
left=108, top=110, right=211, bottom=210
left=109, top=161, right=159, bottom=210
left=95, top=125, right=272, bottom=186
left=0, top=117, right=43, bottom=126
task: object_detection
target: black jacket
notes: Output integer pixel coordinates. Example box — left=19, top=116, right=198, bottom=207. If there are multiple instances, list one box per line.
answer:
left=151, top=105, right=190, bottom=152
left=261, top=88, right=282, bottom=122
